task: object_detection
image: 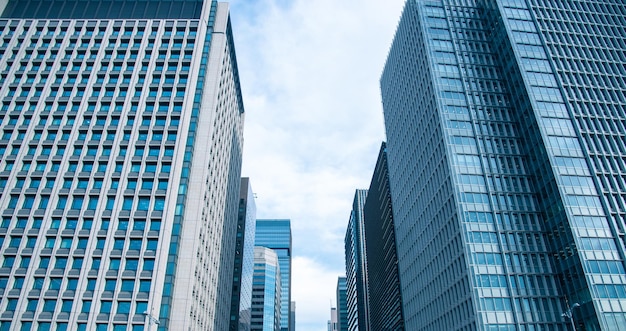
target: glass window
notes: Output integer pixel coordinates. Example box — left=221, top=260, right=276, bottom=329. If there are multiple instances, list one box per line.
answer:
left=100, top=301, right=112, bottom=313
left=104, top=279, right=116, bottom=291
left=138, top=197, right=150, bottom=211
left=43, top=299, right=56, bottom=312
left=121, top=280, right=134, bottom=292
left=117, top=302, right=131, bottom=314
left=48, top=278, right=62, bottom=292
left=61, top=300, right=73, bottom=313
left=125, top=259, right=138, bottom=271
left=66, top=278, right=78, bottom=290
left=81, top=301, right=91, bottom=313
left=143, top=259, right=154, bottom=271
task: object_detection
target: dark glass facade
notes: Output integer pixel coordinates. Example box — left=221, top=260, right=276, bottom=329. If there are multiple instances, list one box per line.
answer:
left=230, top=178, right=256, bottom=331
left=381, top=0, right=626, bottom=330
left=336, top=276, right=349, bottom=331
left=363, top=142, right=404, bottom=331
left=344, top=189, right=369, bottom=331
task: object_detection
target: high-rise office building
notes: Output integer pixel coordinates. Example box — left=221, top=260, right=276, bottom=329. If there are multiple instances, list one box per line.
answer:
left=230, top=178, right=256, bottom=331
left=344, top=189, right=369, bottom=331
left=255, top=219, right=293, bottom=331
left=251, top=246, right=281, bottom=331
left=336, top=277, right=348, bottom=331
left=0, top=0, right=245, bottom=330
left=381, top=0, right=626, bottom=330
left=362, top=142, right=404, bottom=331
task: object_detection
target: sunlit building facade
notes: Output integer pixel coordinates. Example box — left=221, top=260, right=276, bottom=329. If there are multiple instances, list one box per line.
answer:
left=251, top=246, right=281, bottom=331
left=381, top=0, right=626, bottom=330
left=0, top=0, right=245, bottom=330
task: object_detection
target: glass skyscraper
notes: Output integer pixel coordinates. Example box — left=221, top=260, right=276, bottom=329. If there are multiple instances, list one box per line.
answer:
left=0, top=0, right=245, bottom=330
left=255, top=219, right=292, bottom=331
left=336, top=276, right=348, bottom=331
left=251, top=246, right=281, bottom=331
left=344, top=189, right=369, bottom=331
left=381, top=0, right=626, bottom=330
left=230, top=178, right=257, bottom=331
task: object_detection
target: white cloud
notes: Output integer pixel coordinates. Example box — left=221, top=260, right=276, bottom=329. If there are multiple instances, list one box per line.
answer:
left=228, top=0, right=406, bottom=330
left=291, top=256, right=344, bottom=331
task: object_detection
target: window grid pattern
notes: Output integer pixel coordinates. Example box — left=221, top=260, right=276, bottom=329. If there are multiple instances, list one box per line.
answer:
left=527, top=1, right=626, bottom=329
left=381, top=1, right=473, bottom=329
left=0, top=15, right=201, bottom=331
left=381, top=0, right=626, bottom=330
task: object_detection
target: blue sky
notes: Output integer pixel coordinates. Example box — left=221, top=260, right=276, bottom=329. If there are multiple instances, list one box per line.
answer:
left=227, top=0, right=405, bottom=330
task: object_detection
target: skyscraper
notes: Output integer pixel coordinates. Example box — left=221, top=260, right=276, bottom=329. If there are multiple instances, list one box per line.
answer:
left=251, top=247, right=281, bottom=331
left=381, top=0, right=626, bottom=330
left=336, top=277, right=348, bottom=331
left=230, top=178, right=257, bottom=331
left=344, top=189, right=369, bottom=331
left=255, top=219, right=293, bottom=331
left=362, top=142, right=404, bottom=331
left=0, top=0, right=245, bottom=330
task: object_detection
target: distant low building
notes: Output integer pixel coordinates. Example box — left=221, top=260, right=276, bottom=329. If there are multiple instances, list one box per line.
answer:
left=336, top=277, right=348, bottom=331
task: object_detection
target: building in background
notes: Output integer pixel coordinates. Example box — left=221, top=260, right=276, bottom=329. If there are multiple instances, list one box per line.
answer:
left=328, top=307, right=338, bottom=331
left=255, top=219, right=292, bottom=331
left=381, top=0, right=626, bottom=330
left=230, top=178, right=256, bottom=331
left=251, top=247, right=281, bottom=331
left=290, top=301, right=295, bottom=331
left=344, top=190, right=369, bottom=331
left=362, top=142, right=404, bottom=331
left=336, top=277, right=348, bottom=331
left=0, top=0, right=245, bottom=330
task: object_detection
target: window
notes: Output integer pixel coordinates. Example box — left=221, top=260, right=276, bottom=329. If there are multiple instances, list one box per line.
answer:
left=137, top=197, right=150, bottom=211
left=66, top=278, right=78, bottom=291
left=70, top=197, right=84, bottom=210
left=43, top=299, right=56, bottom=312
left=117, top=302, right=131, bottom=314
left=100, top=301, right=112, bottom=313
left=121, top=280, right=134, bottom=292
left=54, top=258, right=67, bottom=269
left=81, top=301, right=91, bottom=313
left=72, top=258, right=83, bottom=269
left=61, top=300, right=73, bottom=313
left=104, top=279, right=116, bottom=291
left=142, top=259, right=153, bottom=271
left=125, top=259, right=138, bottom=271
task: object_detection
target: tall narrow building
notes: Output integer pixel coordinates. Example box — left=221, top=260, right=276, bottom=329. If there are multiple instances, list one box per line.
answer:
left=328, top=307, right=338, bottom=331
left=344, top=189, right=369, bottom=331
left=255, top=219, right=293, bottom=331
left=230, top=178, right=256, bottom=331
left=362, top=142, right=404, bottom=331
left=381, top=0, right=626, bottom=330
left=251, top=247, right=281, bottom=331
left=336, top=277, right=348, bottom=331
left=0, top=0, right=245, bottom=330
